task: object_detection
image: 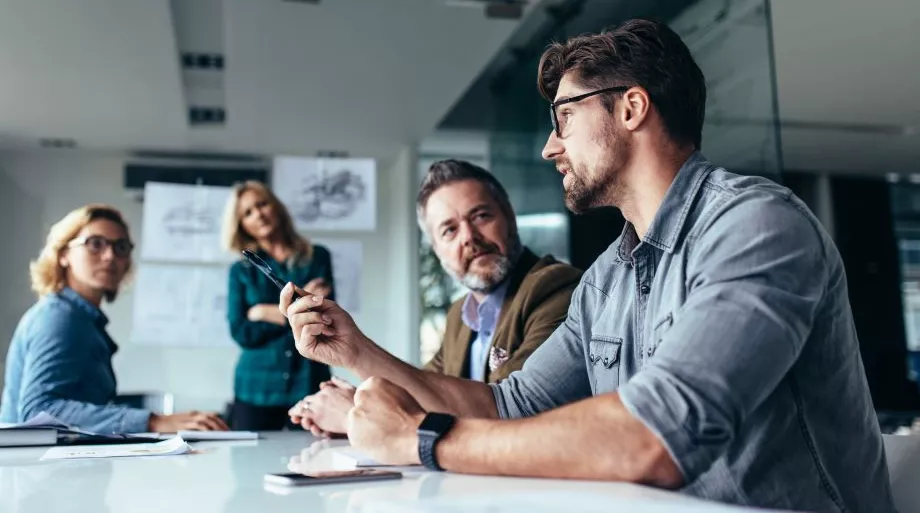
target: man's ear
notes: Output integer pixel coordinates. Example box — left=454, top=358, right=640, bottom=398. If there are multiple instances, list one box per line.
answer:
left=621, top=87, right=652, bottom=133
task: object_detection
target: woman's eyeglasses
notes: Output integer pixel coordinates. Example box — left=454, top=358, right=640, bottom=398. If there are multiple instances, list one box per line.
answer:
left=68, top=235, right=134, bottom=258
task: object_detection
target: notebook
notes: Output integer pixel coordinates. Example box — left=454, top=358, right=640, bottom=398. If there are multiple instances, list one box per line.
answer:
left=0, top=428, right=58, bottom=448
left=0, top=412, right=160, bottom=447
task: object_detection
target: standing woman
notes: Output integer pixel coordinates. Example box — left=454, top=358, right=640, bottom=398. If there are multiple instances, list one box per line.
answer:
left=223, top=181, right=334, bottom=430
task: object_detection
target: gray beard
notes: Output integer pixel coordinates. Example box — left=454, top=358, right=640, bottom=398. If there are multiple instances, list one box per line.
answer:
left=443, top=240, right=522, bottom=294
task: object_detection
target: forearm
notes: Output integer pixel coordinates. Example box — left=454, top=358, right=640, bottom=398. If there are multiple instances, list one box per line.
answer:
left=251, top=303, right=288, bottom=326
left=435, top=393, right=683, bottom=486
left=354, top=343, right=498, bottom=419
left=22, top=393, right=149, bottom=434
left=230, top=314, right=288, bottom=348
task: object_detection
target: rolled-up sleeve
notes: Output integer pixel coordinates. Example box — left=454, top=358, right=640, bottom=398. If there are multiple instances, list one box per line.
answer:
left=491, top=283, right=593, bottom=419
left=618, top=192, right=827, bottom=482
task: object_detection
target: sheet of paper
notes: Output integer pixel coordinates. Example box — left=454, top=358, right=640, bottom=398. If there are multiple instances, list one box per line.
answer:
left=130, top=263, right=234, bottom=347
left=273, top=157, right=376, bottom=231
left=40, top=436, right=191, bottom=461
left=0, top=412, right=69, bottom=430
left=314, top=239, right=362, bottom=315
left=141, top=182, right=235, bottom=263
left=0, top=412, right=99, bottom=437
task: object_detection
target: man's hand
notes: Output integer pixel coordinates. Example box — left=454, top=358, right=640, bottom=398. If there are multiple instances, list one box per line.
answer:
left=288, top=377, right=356, bottom=437
left=247, top=304, right=287, bottom=326
left=303, top=278, right=332, bottom=299
left=279, top=283, right=372, bottom=369
left=148, top=411, right=229, bottom=432
left=347, top=377, right=425, bottom=466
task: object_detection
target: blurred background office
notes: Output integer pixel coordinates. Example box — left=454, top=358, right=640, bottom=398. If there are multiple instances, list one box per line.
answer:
left=0, top=0, right=918, bottom=427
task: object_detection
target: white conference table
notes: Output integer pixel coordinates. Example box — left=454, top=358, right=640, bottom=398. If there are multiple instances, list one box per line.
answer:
left=0, top=432, right=775, bottom=513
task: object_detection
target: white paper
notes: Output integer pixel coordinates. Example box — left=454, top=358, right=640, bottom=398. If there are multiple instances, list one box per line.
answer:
left=273, top=157, right=376, bottom=231
left=0, top=412, right=69, bottom=430
left=314, top=239, right=362, bottom=315
left=39, top=435, right=191, bottom=461
left=141, top=182, right=235, bottom=263
left=0, top=412, right=98, bottom=437
left=130, top=264, right=234, bottom=347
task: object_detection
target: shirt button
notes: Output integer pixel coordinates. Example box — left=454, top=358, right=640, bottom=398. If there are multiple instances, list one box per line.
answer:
left=603, top=358, right=609, bottom=366
left=483, top=331, right=491, bottom=337
left=640, top=285, right=650, bottom=294
left=282, top=372, right=290, bottom=379
left=285, top=350, right=293, bottom=357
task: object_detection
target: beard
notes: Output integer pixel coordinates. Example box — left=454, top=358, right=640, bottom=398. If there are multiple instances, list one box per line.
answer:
left=561, top=122, right=630, bottom=214
left=442, top=236, right=522, bottom=294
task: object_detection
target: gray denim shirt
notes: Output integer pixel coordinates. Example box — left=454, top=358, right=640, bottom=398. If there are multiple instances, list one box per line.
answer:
left=492, top=153, right=895, bottom=512
left=0, top=288, right=150, bottom=433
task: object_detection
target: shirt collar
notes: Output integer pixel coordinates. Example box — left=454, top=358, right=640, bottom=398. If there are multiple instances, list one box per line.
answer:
left=461, top=279, right=510, bottom=333
left=58, top=287, right=109, bottom=328
left=616, top=151, right=714, bottom=259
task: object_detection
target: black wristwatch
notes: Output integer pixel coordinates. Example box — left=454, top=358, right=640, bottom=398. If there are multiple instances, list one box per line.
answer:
left=417, top=412, right=455, bottom=471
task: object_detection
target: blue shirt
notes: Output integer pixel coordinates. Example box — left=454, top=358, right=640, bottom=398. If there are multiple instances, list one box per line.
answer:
left=461, top=281, right=509, bottom=381
left=0, top=288, right=149, bottom=433
left=492, top=153, right=894, bottom=512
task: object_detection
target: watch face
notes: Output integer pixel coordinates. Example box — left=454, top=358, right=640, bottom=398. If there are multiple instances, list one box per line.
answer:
left=418, top=413, right=454, bottom=437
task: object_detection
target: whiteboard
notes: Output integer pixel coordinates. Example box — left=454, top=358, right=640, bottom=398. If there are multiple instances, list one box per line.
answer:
left=130, top=264, right=235, bottom=347
left=273, top=157, right=376, bottom=231
left=140, top=182, right=235, bottom=263
left=314, top=239, right=362, bottom=316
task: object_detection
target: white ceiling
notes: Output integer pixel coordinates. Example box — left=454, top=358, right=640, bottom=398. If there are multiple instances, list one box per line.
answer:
left=1, top=0, right=916, bottom=175
left=771, top=0, right=920, bottom=174
left=0, top=0, right=532, bottom=163
left=0, top=0, right=187, bottom=150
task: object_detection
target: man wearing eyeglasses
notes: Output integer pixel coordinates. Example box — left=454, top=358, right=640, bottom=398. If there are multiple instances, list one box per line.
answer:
left=280, top=19, right=894, bottom=512
left=288, top=159, right=582, bottom=436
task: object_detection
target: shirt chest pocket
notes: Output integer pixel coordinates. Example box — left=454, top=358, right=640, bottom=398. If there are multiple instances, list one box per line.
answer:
left=588, top=337, right=622, bottom=394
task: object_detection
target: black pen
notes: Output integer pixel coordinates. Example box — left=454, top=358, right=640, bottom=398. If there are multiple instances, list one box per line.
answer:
left=241, top=250, right=303, bottom=299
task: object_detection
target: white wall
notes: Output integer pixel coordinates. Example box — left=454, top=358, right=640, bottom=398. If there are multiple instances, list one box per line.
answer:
left=0, top=148, right=419, bottom=411
left=0, top=162, right=44, bottom=388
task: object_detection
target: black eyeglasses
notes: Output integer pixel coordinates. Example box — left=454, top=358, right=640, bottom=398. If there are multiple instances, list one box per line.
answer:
left=550, top=86, right=630, bottom=137
left=68, top=235, right=134, bottom=258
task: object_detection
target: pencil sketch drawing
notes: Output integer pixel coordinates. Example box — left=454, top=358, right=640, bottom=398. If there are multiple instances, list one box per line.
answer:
left=162, top=205, right=218, bottom=236
left=291, top=169, right=367, bottom=223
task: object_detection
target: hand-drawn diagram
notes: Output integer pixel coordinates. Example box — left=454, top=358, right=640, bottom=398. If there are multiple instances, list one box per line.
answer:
left=141, top=182, right=235, bottom=263
left=273, top=157, right=376, bottom=231
left=293, top=169, right=367, bottom=223
left=162, top=205, right=218, bottom=236
left=130, top=264, right=234, bottom=347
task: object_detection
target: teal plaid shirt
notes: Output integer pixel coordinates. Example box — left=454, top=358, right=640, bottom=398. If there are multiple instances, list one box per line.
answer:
left=227, top=245, right=333, bottom=407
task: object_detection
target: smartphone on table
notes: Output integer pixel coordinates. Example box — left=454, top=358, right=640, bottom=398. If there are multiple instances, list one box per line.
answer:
left=264, top=469, right=403, bottom=487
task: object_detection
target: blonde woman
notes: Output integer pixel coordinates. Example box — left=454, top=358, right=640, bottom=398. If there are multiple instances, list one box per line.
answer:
left=223, top=181, right=334, bottom=430
left=0, top=204, right=227, bottom=433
